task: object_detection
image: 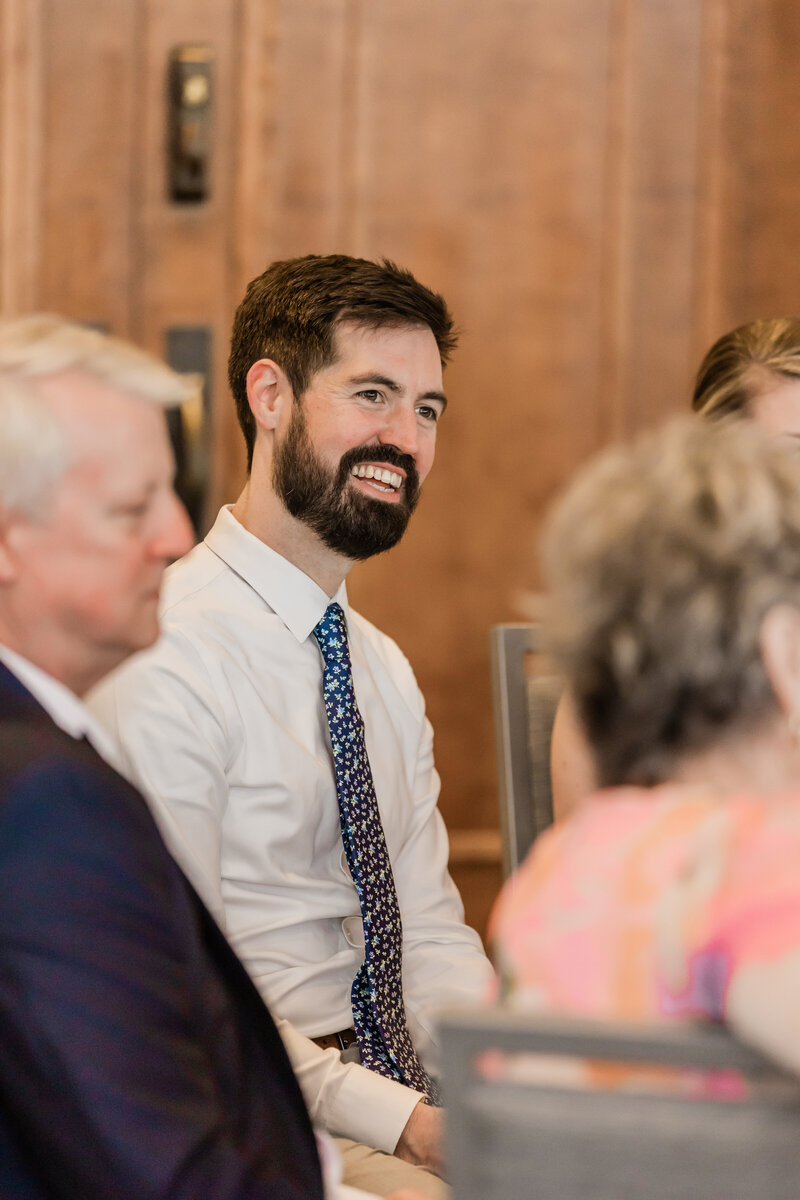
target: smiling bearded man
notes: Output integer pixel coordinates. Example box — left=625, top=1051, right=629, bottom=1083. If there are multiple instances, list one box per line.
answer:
left=89, top=255, right=493, bottom=1200
left=271, top=355, right=421, bottom=561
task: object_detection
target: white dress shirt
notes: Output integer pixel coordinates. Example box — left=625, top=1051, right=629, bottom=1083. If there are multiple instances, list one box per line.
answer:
left=89, top=506, right=493, bottom=1152
left=0, top=644, right=117, bottom=760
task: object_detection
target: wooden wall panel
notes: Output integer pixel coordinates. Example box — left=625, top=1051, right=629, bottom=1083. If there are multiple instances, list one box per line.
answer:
left=708, top=1, right=800, bottom=335
left=688, top=0, right=730, bottom=362
left=0, top=0, right=43, bottom=314
left=37, top=0, right=139, bottom=331
left=606, top=0, right=708, bottom=433
left=234, top=0, right=356, bottom=274
left=338, top=0, right=619, bottom=833
left=130, top=0, right=239, bottom=516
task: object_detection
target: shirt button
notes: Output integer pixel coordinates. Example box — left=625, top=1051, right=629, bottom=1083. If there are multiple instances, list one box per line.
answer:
left=342, top=917, right=365, bottom=948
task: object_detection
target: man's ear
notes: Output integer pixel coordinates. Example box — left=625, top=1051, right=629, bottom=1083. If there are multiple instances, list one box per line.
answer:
left=246, top=359, right=292, bottom=433
left=0, top=510, right=24, bottom=585
left=760, top=603, right=800, bottom=718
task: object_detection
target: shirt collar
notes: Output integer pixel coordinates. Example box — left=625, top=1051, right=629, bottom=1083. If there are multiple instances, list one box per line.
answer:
left=0, top=643, right=120, bottom=763
left=204, top=506, right=349, bottom=643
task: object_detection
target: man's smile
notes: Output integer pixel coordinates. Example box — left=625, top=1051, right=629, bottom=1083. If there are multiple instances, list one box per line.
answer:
left=349, top=462, right=405, bottom=496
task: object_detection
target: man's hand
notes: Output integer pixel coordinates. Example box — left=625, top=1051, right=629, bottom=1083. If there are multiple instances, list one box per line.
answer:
left=394, top=1101, right=443, bottom=1175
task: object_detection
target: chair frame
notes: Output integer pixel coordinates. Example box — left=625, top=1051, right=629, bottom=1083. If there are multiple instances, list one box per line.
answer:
left=489, top=623, right=551, bottom=877
left=441, top=1008, right=800, bottom=1200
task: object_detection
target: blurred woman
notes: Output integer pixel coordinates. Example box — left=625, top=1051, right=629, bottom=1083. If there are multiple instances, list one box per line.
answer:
left=692, top=315, right=800, bottom=431
left=490, top=418, right=800, bottom=1072
left=551, top=315, right=800, bottom=822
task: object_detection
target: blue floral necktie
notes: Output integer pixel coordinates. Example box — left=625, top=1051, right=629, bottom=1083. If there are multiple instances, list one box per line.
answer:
left=313, top=602, right=439, bottom=1104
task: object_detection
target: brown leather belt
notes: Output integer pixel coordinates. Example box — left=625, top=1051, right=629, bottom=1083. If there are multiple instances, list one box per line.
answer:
left=312, top=1027, right=358, bottom=1053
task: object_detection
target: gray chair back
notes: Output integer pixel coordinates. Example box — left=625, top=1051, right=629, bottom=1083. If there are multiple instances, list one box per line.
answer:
left=489, top=623, right=560, bottom=876
left=441, top=1008, right=800, bottom=1200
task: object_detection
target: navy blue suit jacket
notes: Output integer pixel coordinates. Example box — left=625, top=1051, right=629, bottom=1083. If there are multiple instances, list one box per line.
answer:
left=0, top=662, right=324, bottom=1200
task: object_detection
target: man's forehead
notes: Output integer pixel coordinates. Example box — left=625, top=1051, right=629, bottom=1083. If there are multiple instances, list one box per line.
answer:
left=37, top=370, right=166, bottom=461
left=38, top=368, right=161, bottom=422
left=319, top=319, right=442, bottom=385
left=37, top=367, right=119, bottom=412
left=331, top=317, right=437, bottom=355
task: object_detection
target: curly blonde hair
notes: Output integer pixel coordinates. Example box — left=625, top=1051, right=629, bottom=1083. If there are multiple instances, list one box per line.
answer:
left=543, top=417, right=800, bottom=787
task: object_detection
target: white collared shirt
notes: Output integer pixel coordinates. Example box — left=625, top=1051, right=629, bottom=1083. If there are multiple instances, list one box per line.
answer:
left=89, top=506, right=493, bottom=1151
left=0, top=644, right=118, bottom=764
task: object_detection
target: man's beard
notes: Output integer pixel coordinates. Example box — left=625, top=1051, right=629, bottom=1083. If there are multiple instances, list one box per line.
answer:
left=272, top=404, right=421, bottom=560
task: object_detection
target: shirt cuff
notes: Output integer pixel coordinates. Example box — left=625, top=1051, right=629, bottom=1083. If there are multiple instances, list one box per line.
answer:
left=321, top=1061, right=424, bottom=1153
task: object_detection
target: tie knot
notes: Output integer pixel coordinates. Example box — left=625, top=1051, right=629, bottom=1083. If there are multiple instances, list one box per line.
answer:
left=313, top=602, right=349, bottom=663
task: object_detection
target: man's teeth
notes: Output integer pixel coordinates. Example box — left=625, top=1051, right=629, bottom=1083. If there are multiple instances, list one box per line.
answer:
left=350, top=465, right=403, bottom=490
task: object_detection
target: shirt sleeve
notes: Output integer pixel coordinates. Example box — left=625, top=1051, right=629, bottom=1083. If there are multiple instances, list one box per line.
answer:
left=89, top=629, right=233, bottom=927
left=276, top=1017, right=422, bottom=1150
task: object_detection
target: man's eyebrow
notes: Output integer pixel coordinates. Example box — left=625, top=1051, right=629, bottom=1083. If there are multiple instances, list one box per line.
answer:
left=423, top=390, right=448, bottom=411
left=349, top=373, right=448, bottom=410
left=349, top=372, right=402, bottom=392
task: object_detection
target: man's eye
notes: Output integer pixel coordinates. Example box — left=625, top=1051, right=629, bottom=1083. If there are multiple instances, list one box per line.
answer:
left=416, top=405, right=440, bottom=423
left=358, top=390, right=382, bottom=403
left=118, top=501, right=149, bottom=519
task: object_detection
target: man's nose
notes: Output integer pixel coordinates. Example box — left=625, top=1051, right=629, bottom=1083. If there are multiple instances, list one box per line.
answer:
left=379, top=406, right=418, bottom=456
left=152, top=493, right=195, bottom=563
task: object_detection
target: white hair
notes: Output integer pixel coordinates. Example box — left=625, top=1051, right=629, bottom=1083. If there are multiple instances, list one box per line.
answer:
left=543, top=416, right=800, bottom=787
left=0, top=314, right=197, bottom=519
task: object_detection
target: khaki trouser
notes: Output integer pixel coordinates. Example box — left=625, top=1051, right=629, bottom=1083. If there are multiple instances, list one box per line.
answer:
left=335, top=1137, right=449, bottom=1200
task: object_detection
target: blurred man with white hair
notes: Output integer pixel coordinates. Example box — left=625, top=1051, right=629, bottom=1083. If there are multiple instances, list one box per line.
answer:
left=0, top=315, right=344, bottom=1199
